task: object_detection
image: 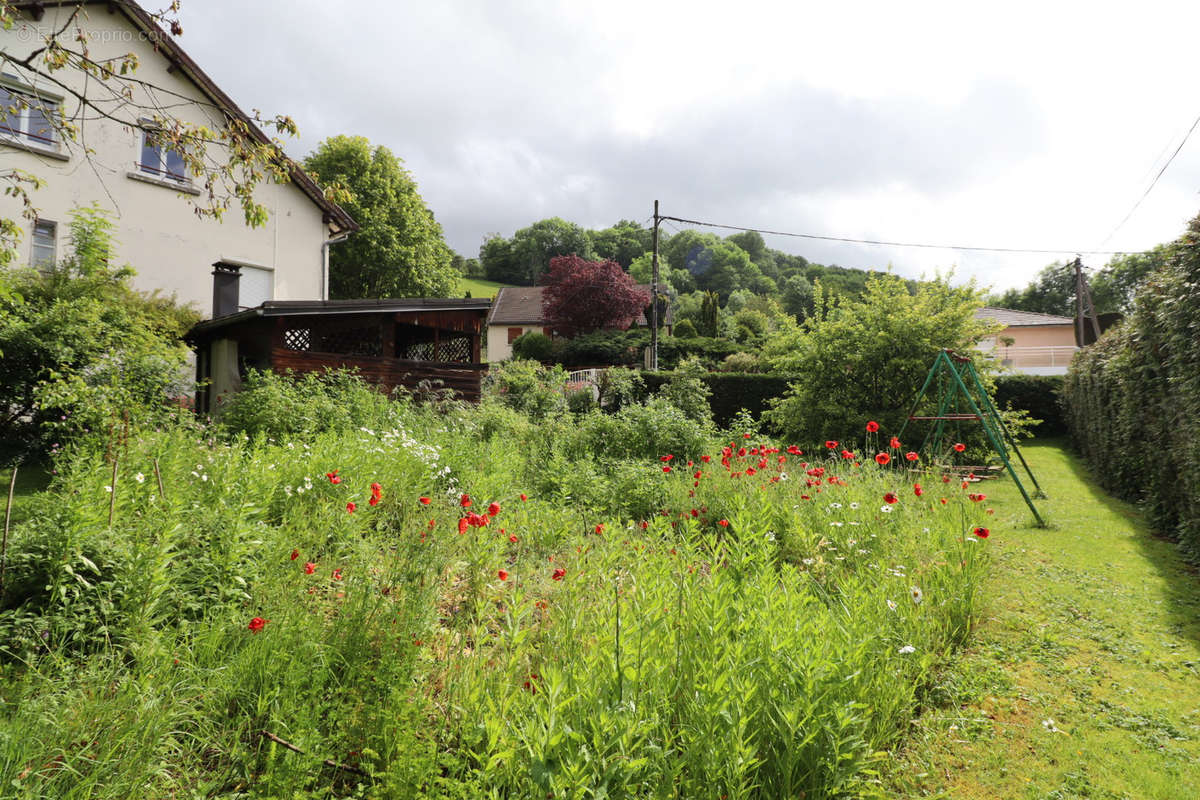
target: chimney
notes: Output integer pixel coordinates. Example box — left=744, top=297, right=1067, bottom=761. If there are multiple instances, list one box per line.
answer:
left=212, top=262, right=241, bottom=317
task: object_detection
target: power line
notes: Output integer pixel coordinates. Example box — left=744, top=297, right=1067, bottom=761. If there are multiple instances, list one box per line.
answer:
left=1098, top=109, right=1200, bottom=247
left=658, top=214, right=1143, bottom=257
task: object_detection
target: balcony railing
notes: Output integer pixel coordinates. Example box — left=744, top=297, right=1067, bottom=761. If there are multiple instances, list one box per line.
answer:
left=996, top=345, right=1078, bottom=368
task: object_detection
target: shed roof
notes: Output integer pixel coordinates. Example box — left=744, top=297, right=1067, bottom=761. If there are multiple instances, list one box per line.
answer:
left=187, top=298, right=492, bottom=340
left=974, top=306, right=1074, bottom=327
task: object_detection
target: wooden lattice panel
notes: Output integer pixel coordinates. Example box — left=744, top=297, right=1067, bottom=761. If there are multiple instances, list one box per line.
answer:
left=439, top=334, right=472, bottom=363
left=282, top=327, right=311, bottom=351
left=314, top=324, right=383, bottom=357
left=402, top=341, right=437, bottom=361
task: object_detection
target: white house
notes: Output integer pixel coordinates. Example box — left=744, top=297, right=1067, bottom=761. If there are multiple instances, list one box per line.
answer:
left=0, top=0, right=356, bottom=317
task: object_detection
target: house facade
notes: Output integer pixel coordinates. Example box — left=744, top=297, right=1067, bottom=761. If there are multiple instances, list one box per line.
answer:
left=973, top=307, right=1077, bottom=375
left=487, top=284, right=671, bottom=361
left=0, top=1, right=355, bottom=317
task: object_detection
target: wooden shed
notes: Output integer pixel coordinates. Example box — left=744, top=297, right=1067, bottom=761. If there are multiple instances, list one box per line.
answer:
left=186, top=299, right=492, bottom=412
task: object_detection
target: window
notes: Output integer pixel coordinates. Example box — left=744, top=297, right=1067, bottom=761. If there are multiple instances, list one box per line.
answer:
left=0, top=80, right=58, bottom=149
left=139, top=128, right=187, bottom=182
left=507, top=327, right=525, bottom=344
left=30, top=219, right=56, bottom=269
left=238, top=265, right=273, bottom=309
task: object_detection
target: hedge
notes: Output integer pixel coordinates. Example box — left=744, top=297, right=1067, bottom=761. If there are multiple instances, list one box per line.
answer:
left=1063, top=216, right=1200, bottom=562
left=993, top=374, right=1065, bottom=436
left=641, top=372, right=796, bottom=428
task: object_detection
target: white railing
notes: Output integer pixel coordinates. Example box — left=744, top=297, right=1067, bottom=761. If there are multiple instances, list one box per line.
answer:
left=998, top=345, right=1079, bottom=368
left=567, top=368, right=601, bottom=385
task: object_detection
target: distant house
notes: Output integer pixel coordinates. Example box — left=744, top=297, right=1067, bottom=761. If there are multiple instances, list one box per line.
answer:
left=486, top=284, right=673, bottom=361
left=0, top=1, right=356, bottom=317
left=973, top=307, right=1077, bottom=375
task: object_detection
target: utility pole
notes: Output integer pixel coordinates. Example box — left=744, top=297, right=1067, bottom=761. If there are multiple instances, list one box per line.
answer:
left=650, top=199, right=660, bottom=371
left=1073, top=256, right=1102, bottom=346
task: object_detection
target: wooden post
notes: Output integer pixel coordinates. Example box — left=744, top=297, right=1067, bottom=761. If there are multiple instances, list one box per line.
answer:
left=1, top=465, right=16, bottom=604
left=108, top=455, right=119, bottom=527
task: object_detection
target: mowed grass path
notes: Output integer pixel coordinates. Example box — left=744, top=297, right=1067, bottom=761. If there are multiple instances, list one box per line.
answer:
left=887, top=440, right=1200, bottom=799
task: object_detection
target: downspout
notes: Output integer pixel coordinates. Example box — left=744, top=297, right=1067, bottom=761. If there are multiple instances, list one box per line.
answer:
left=321, top=232, right=351, bottom=300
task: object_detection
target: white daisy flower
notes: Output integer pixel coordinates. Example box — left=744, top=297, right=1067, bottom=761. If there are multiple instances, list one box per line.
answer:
left=898, top=645, right=916, bottom=654
left=880, top=505, right=893, bottom=513
left=134, top=472, right=145, bottom=483
left=887, top=599, right=897, bottom=611
left=910, top=586, right=924, bottom=605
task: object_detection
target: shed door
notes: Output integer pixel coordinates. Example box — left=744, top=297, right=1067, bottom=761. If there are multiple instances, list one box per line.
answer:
left=239, top=265, right=274, bottom=309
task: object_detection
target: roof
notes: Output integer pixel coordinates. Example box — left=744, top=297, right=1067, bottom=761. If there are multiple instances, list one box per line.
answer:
left=974, top=306, right=1075, bottom=327
left=187, top=298, right=492, bottom=339
left=488, top=284, right=672, bottom=327
left=12, top=1, right=357, bottom=233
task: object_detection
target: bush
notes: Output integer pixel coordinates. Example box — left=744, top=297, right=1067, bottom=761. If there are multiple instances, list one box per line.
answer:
left=642, top=372, right=799, bottom=429
left=656, top=336, right=740, bottom=370
left=216, top=368, right=400, bottom=439
left=672, top=318, right=698, bottom=338
left=720, top=352, right=762, bottom=372
left=482, top=359, right=567, bottom=419
left=994, top=374, right=1064, bottom=436
left=1064, top=214, right=1200, bottom=560
left=511, top=331, right=557, bottom=362
left=0, top=206, right=199, bottom=461
left=557, top=328, right=648, bottom=367
left=569, top=397, right=715, bottom=462
left=654, top=356, right=713, bottom=424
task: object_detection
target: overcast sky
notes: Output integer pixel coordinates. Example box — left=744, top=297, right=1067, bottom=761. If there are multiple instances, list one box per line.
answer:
left=179, top=0, right=1200, bottom=292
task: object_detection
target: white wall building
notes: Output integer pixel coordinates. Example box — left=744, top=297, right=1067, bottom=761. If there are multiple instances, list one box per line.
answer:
left=0, top=1, right=356, bottom=318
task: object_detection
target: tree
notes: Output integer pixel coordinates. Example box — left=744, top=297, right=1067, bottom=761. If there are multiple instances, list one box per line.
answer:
left=0, top=1, right=318, bottom=255
left=588, top=220, right=652, bottom=268
left=1090, top=245, right=1172, bottom=313
left=304, top=135, right=458, bottom=298
left=481, top=218, right=594, bottom=285
left=781, top=273, right=815, bottom=321
left=763, top=275, right=998, bottom=445
left=541, top=254, right=650, bottom=337
left=698, top=291, right=720, bottom=338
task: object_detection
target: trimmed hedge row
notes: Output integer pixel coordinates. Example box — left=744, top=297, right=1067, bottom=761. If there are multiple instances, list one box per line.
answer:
left=994, top=375, right=1065, bottom=436
left=1063, top=216, right=1200, bottom=562
left=642, top=372, right=796, bottom=428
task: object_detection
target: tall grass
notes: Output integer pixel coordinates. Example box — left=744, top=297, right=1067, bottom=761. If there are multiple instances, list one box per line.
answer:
left=0, top=397, right=992, bottom=798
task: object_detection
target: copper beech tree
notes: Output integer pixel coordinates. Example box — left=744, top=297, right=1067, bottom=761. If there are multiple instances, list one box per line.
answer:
left=540, top=254, right=650, bottom=337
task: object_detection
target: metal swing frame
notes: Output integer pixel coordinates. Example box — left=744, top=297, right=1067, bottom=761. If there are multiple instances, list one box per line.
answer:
left=897, top=349, right=1046, bottom=527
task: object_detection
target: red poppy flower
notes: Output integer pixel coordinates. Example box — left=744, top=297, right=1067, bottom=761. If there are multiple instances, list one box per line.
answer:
left=326, top=470, right=340, bottom=484
left=290, top=549, right=299, bottom=561
left=660, top=454, right=673, bottom=462
left=889, top=436, right=902, bottom=449
left=457, top=517, right=469, bottom=534
left=640, top=520, right=648, bottom=530
left=498, top=569, right=509, bottom=581
left=942, top=475, right=951, bottom=483
left=551, top=568, right=566, bottom=581
left=595, top=523, right=604, bottom=534
left=332, top=568, right=342, bottom=581
left=520, top=493, right=528, bottom=501
left=940, top=498, right=948, bottom=505
left=304, top=562, right=316, bottom=575
left=787, top=445, right=802, bottom=455
left=509, top=534, right=518, bottom=543
left=743, top=433, right=752, bottom=439
left=905, top=452, right=919, bottom=462
left=701, top=455, right=712, bottom=463
left=841, top=450, right=854, bottom=459
left=875, top=453, right=890, bottom=466
left=460, top=494, right=472, bottom=508
left=825, top=440, right=839, bottom=449
left=973, top=527, right=990, bottom=539
left=689, top=509, right=698, bottom=518
left=737, top=447, right=747, bottom=457
left=370, top=482, right=382, bottom=496
left=346, top=502, right=356, bottom=513
left=369, top=496, right=379, bottom=507
left=420, top=496, right=431, bottom=505
left=968, top=493, right=987, bottom=503
left=883, top=492, right=899, bottom=504
left=746, top=467, right=757, bottom=476
left=953, top=443, right=966, bottom=453
left=248, top=617, right=268, bottom=633
left=523, top=673, right=539, bottom=693
left=866, top=420, right=879, bottom=432
left=662, top=466, right=672, bottom=473
left=914, top=485, right=924, bottom=497
left=487, top=501, right=501, bottom=517
left=718, top=519, right=729, bottom=527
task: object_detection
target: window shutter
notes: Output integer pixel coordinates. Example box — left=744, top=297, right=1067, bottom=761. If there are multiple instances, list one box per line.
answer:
left=238, top=265, right=273, bottom=309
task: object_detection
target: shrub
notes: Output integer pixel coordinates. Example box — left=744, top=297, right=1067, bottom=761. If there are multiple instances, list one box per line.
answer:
left=594, top=366, right=644, bottom=412
left=557, top=329, right=648, bottom=367
left=482, top=359, right=567, bottom=419
left=655, top=356, right=713, bottom=424
left=511, top=331, right=557, bottom=362
left=720, top=352, right=761, bottom=372
left=994, top=374, right=1064, bottom=436
left=569, top=397, right=715, bottom=462
left=672, top=318, right=698, bottom=338
left=217, top=368, right=399, bottom=439
left=0, top=206, right=199, bottom=460
left=656, top=335, right=740, bottom=370
left=1064, top=214, right=1200, bottom=560
left=642, top=372, right=799, bottom=429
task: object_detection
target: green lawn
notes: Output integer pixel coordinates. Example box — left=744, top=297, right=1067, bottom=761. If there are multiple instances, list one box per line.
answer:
left=458, top=277, right=512, bottom=298
left=0, top=465, right=51, bottom=531
left=885, top=439, right=1200, bottom=799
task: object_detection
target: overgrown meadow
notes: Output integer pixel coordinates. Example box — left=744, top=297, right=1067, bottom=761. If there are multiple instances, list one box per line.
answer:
left=0, top=375, right=998, bottom=799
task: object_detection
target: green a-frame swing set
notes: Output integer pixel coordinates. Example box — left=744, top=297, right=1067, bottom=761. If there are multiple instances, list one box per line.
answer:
left=897, top=349, right=1047, bottom=527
